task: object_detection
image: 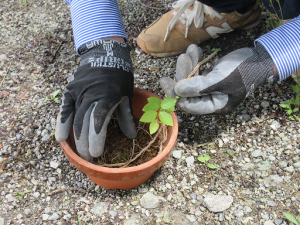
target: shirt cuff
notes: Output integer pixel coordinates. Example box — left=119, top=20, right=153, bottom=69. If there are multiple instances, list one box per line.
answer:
left=255, top=15, right=300, bottom=81
left=66, top=0, right=127, bottom=52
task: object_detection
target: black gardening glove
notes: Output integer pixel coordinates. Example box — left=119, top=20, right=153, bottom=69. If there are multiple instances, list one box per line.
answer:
left=55, top=39, right=137, bottom=161
left=161, top=43, right=275, bottom=115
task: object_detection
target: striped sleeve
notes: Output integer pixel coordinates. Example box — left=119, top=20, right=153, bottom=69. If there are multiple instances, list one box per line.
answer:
left=255, top=16, right=300, bottom=81
left=65, top=0, right=127, bottom=52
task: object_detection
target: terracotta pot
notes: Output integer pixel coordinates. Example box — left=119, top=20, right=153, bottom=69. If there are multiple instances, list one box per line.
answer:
left=60, top=88, right=178, bottom=190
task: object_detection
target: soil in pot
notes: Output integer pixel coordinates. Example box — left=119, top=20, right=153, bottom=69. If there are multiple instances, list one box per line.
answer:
left=92, top=118, right=167, bottom=168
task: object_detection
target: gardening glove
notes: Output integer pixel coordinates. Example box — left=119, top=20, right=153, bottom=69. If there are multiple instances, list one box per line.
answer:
left=55, top=39, right=137, bottom=162
left=161, top=43, right=275, bottom=115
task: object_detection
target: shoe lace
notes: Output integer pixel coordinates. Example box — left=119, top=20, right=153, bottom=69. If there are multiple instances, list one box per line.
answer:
left=164, top=0, right=223, bottom=41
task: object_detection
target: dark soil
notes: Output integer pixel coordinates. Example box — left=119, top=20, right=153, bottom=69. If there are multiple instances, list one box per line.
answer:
left=93, top=118, right=161, bottom=168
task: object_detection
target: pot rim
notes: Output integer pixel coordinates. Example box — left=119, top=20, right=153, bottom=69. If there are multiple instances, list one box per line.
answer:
left=61, top=88, right=178, bottom=175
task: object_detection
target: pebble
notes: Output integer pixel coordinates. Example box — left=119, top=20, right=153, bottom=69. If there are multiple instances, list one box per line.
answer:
left=140, top=192, right=166, bottom=209
left=6, top=194, right=14, bottom=202
left=261, top=101, right=270, bottom=108
left=186, top=215, right=196, bottom=222
left=219, top=213, right=224, bottom=221
left=0, top=217, right=4, bottom=225
left=267, top=201, right=276, bottom=206
left=172, top=150, right=182, bottom=159
left=0, top=54, right=7, bottom=61
left=91, top=202, right=108, bottom=216
left=274, top=219, right=282, bottom=225
left=204, top=195, right=233, bottom=212
left=251, top=150, right=263, bottom=158
left=258, top=161, right=271, bottom=171
left=24, top=209, right=31, bottom=215
left=109, top=211, right=117, bottom=218
left=270, top=120, right=280, bottom=130
left=50, top=161, right=60, bottom=169
left=186, top=156, right=194, bottom=166
left=48, top=213, right=59, bottom=221
left=42, top=214, right=49, bottom=221
left=33, top=192, right=40, bottom=198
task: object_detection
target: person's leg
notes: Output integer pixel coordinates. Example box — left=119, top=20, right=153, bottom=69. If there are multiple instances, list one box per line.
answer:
left=263, top=0, right=300, bottom=20
left=137, top=0, right=261, bottom=57
left=199, top=0, right=256, bottom=13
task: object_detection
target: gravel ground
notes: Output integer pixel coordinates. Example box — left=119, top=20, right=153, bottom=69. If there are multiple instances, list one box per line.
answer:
left=1, top=0, right=300, bottom=224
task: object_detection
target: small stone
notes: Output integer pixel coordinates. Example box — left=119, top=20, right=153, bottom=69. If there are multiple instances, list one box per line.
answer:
left=234, top=209, right=244, bottom=217
left=48, top=213, right=59, bottom=221
left=186, top=215, right=196, bottom=222
left=91, top=202, right=108, bottom=216
left=274, top=219, right=282, bottom=225
left=197, top=195, right=204, bottom=203
left=0, top=54, right=7, bottom=61
left=261, top=101, right=270, bottom=108
left=204, top=195, right=233, bottom=212
left=251, top=150, right=263, bottom=158
left=109, top=211, right=117, bottom=218
left=267, top=201, right=276, bottom=206
left=285, top=166, right=294, bottom=173
left=50, top=161, right=60, bottom=169
left=41, top=133, right=50, bottom=141
left=16, top=213, right=23, bottom=219
left=173, top=150, right=182, bottom=159
left=190, top=193, right=197, bottom=199
left=24, top=209, right=31, bottom=215
left=219, top=213, right=224, bottom=221
left=6, top=194, right=14, bottom=202
left=33, top=192, right=40, bottom=198
left=186, top=156, right=194, bottom=166
left=131, top=201, right=138, bottom=206
left=270, top=120, right=280, bottom=130
left=257, top=161, right=271, bottom=171
left=42, top=214, right=49, bottom=221
left=140, top=192, right=166, bottom=209
left=0, top=217, right=4, bottom=225
left=294, top=162, right=300, bottom=168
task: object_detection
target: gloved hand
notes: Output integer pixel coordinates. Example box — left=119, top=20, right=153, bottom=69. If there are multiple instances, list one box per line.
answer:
left=55, top=39, right=137, bottom=162
left=161, top=43, right=275, bottom=115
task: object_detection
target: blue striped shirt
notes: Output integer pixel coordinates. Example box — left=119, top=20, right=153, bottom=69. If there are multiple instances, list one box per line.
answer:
left=256, top=16, right=300, bottom=81
left=65, top=0, right=127, bottom=52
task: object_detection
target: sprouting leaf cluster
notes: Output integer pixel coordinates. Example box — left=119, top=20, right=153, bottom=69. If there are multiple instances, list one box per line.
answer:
left=197, top=154, right=217, bottom=169
left=280, top=76, right=300, bottom=121
left=140, top=97, right=176, bottom=134
left=43, top=90, right=61, bottom=104
left=16, top=190, right=33, bottom=198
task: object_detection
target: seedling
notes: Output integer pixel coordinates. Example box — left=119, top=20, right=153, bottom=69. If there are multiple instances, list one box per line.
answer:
left=280, top=76, right=300, bottom=121
left=197, top=154, right=217, bottom=169
left=283, top=212, right=300, bottom=225
left=140, top=96, right=178, bottom=134
left=43, top=90, right=61, bottom=104
left=212, top=48, right=221, bottom=53
left=15, top=190, right=33, bottom=198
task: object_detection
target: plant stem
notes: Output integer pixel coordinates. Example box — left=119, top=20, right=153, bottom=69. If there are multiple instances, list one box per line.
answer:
left=186, top=52, right=217, bottom=79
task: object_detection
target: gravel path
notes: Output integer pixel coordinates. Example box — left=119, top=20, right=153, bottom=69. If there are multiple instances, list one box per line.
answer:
left=1, top=1, right=299, bottom=224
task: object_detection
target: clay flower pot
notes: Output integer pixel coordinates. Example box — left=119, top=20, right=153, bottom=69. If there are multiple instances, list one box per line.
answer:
left=60, top=88, right=178, bottom=190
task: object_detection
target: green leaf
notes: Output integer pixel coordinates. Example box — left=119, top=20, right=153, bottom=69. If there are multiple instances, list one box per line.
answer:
left=142, top=103, right=160, bottom=112
left=165, top=106, right=175, bottom=113
left=43, top=98, right=49, bottom=103
left=54, top=98, right=61, bottom=104
left=297, top=216, right=300, bottom=223
left=52, top=90, right=61, bottom=98
left=212, top=48, right=222, bottom=52
left=203, top=154, right=210, bottom=162
left=23, top=190, right=33, bottom=194
left=292, top=84, right=300, bottom=93
left=279, top=104, right=287, bottom=108
left=287, top=109, right=293, bottom=115
left=207, top=164, right=217, bottom=169
left=18, top=191, right=25, bottom=196
left=293, top=108, right=299, bottom=113
left=161, top=98, right=176, bottom=110
left=197, top=157, right=205, bottom=163
left=175, top=95, right=180, bottom=99
left=148, top=97, right=161, bottom=106
left=140, top=110, right=157, bottom=123
left=284, top=212, right=299, bottom=225
left=289, top=116, right=295, bottom=120
left=149, top=119, right=160, bottom=134
left=158, top=111, right=173, bottom=126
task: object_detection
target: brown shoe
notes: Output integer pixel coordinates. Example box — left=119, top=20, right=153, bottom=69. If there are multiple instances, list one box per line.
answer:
left=137, top=0, right=262, bottom=57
